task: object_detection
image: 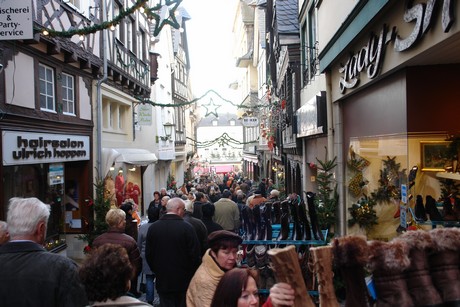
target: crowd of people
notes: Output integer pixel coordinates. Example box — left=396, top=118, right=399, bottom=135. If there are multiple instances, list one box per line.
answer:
left=0, top=175, right=298, bottom=307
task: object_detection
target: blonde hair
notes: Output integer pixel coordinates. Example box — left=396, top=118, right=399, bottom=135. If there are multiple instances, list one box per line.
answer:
left=105, top=208, right=126, bottom=227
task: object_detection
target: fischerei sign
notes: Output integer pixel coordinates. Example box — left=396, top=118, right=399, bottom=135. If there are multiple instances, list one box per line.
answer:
left=0, top=0, right=33, bottom=40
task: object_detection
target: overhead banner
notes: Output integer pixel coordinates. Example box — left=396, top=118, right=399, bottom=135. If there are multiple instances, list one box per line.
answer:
left=0, top=0, right=33, bottom=40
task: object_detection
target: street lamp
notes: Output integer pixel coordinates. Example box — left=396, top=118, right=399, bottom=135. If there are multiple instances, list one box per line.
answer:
left=162, top=122, right=175, bottom=141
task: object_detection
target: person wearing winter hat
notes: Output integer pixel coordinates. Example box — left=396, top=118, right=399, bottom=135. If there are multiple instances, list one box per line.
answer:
left=186, top=230, right=243, bottom=307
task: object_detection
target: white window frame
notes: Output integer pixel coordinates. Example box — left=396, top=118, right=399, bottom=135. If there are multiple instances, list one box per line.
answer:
left=127, top=17, right=134, bottom=51
left=62, top=73, right=75, bottom=115
left=39, top=63, right=55, bottom=112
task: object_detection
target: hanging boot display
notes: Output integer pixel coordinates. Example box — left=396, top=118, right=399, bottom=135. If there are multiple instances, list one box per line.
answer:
left=260, top=202, right=272, bottom=241
left=268, top=245, right=316, bottom=307
left=245, top=244, right=256, bottom=268
left=253, top=204, right=261, bottom=240
left=241, top=205, right=251, bottom=240
left=428, top=228, right=460, bottom=305
left=333, top=235, right=372, bottom=307
left=367, top=240, right=414, bottom=307
left=298, top=197, right=312, bottom=240
left=272, top=201, right=281, bottom=224
left=246, top=205, right=256, bottom=240
left=289, top=193, right=303, bottom=240
left=306, top=191, right=323, bottom=240
left=394, top=230, right=442, bottom=307
left=277, top=200, right=290, bottom=240
left=310, top=245, right=339, bottom=307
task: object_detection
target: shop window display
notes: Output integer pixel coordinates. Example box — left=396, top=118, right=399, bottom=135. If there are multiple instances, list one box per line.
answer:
left=346, top=136, right=409, bottom=240
left=2, top=164, right=66, bottom=251
left=347, top=135, right=460, bottom=240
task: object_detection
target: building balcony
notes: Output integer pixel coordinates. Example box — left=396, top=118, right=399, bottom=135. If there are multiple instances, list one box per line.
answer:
left=107, top=40, right=151, bottom=98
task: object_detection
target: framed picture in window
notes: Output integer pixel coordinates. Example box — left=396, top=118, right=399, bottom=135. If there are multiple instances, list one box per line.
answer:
left=420, top=141, right=452, bottom=171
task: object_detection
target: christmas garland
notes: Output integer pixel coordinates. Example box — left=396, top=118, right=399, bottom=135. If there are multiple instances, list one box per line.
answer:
left=186, top=132, right=258, bottom=149
left=137, top=89, right=269, bottom=109
left=35, top=0, right=182, bottom=38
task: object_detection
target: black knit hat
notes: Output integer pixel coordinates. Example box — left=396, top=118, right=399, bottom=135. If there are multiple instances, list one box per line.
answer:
left=207, top=230, right=242, bottom=248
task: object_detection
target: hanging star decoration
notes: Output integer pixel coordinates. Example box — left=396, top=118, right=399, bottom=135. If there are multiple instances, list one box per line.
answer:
left=202, top=98, right=222, bottom=118
left=149, top=0, right=182, bottom=37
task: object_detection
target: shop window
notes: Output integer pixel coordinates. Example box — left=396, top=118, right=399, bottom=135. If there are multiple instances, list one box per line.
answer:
left=62, top=73, right=75, bottom=115
left=2, top=164, right=64, bottom=250
left=39, top=63, right=55, bottom=112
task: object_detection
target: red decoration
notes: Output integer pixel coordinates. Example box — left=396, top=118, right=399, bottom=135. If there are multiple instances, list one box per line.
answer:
left=83, top=245, right=92, bottom=254
left=281, top=99, right=286, bottom=109
left=268, top=140, right=274, bottom=151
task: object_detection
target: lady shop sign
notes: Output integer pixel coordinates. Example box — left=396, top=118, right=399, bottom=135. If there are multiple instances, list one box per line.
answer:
left=339, top=0, right=454, bottom=94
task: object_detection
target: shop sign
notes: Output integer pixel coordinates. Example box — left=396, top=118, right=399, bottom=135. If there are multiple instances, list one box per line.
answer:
left=48, top=163, right=64, bottom=186
left=242, top=117, right=259, bottom=127
left=339, top=0, right=455, bottom=94
left=137, top=104, right=152, bottom=126
left=296, top=92, right=326, bottom=137
left=0, top=0, right=33, bottom=40
left=2, top=131, right=90, bottom=166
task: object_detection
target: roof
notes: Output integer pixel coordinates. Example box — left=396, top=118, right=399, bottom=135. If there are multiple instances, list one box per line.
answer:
left=276, top=0, right=299, bottom=35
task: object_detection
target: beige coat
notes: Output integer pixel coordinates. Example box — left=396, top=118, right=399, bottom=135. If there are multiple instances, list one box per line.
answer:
left=186, top=249, right=225, bottom=307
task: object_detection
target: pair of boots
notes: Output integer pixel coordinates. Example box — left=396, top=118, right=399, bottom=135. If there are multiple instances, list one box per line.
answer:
left=277, top=200, right=290, bottom=240
left=289, top=195, right=312, bottom=241
left=429, top=228, right=460, bottom=306
left=425, top=195, right=443, bottom=221
left=392, top=230, right=443, bottom=307
left=309, top=235, right=374, bottom=306
left=306, top=192, right=324, bottom=240
left=367, top=239, right=414, bottom=307
left=314, top=236, right=411, bottom=307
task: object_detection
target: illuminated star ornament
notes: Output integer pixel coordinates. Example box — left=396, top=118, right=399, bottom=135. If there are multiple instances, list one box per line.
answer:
left=149, top=0, right=182, bottom=37
left=203, top=98, right=222, bottom=118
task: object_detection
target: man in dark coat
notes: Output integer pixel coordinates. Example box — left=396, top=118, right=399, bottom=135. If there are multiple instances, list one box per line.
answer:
left=93, top=208, right=142, bottom=297
left=191, top=192, right=209, bottom=220
left=146, top=197, right=201, bottom=307
left=183, top=200, right=208, bottom=257
left=0, top=197, right=88, bottom=307
left=201, top=202, right=223, bottom=235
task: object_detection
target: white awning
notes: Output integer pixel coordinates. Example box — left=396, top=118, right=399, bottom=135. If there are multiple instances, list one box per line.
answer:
left=102, top=148, right=158, bottom=176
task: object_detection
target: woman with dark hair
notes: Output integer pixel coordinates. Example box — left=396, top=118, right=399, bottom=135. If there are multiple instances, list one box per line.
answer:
left=79, top=244, right=150, bottom=306
left=186, top=230, right=242, bottom=307
left=120, top=202, right=138, bottom=241
left=211, top=268, right=295, bottom=307
left=148, top=191, right=162, bottom=222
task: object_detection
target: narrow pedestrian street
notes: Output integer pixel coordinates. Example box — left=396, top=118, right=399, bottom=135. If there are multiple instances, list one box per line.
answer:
left=1, top=0, right=460, bottom=306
